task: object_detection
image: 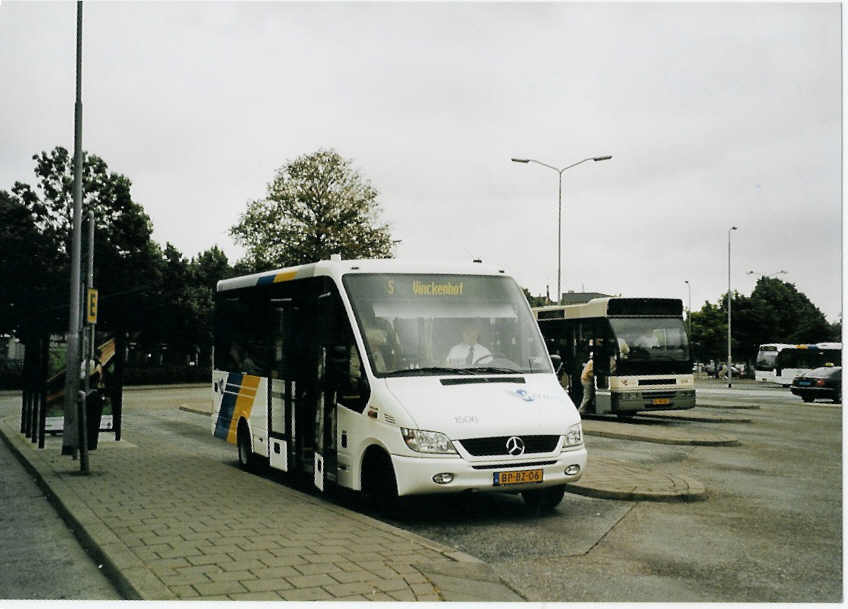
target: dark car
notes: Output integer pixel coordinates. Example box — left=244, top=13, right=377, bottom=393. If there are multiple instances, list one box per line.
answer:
left=790, top=366, right=842, bottom=403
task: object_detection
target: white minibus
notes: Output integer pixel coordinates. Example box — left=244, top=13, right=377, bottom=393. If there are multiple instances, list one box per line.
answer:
left=212, top=257, right=586, bottom=511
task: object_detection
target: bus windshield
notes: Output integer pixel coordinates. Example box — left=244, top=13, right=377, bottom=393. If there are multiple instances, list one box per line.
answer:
left=610, top=317, right=690, bottom=362
left=755, top=347, right=779, bottom=371
left=343, top=274, right=552, bottom=376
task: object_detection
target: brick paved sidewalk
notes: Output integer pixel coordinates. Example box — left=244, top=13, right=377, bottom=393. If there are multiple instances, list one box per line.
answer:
left=0, top=404, right=521, bottom=601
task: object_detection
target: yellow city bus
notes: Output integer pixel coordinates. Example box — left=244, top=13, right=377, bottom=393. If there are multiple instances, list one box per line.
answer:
left=533, top=297, right=695, bottom=418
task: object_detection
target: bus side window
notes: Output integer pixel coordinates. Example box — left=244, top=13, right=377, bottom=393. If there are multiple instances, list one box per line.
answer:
left=214, top=290, right=267, bottom=375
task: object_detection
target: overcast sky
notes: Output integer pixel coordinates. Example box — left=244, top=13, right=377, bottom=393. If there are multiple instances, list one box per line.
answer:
left=0, top=2, right=842, bottom=321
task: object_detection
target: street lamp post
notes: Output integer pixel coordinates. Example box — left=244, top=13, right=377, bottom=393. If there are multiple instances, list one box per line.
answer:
left=62, top=0, right=85, bottom=461
left=728, top=226, right=738, bottom=388
left=684, top=280, right=692, bottom=337
left=511, top=155, right=612, bottom=304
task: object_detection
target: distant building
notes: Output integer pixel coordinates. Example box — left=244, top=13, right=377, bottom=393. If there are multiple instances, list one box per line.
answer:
left=560, top=291, right=612, bottom=305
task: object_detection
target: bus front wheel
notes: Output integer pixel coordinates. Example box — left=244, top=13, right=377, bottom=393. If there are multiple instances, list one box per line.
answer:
left=361, top=448, right=399, bottom=513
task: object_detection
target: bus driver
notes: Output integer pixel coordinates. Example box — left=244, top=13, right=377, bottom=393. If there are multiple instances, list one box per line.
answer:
left=446, top=322, right=491, bottom=367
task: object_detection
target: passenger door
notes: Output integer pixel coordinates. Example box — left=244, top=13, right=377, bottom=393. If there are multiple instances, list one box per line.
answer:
left=593, top=319, right=613, bottom=415
left=268, top=297, right=295, bottom=472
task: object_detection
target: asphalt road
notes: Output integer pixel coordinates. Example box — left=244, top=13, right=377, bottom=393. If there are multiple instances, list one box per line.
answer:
left=1, top=382, right=840, bottom=602
left=377, top=383, right=843, bottom=602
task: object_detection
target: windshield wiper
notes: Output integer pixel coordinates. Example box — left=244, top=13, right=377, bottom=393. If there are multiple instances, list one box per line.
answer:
left=468, top=366, right=524, bottom=374
left=383, top=367, right=475, bottom=377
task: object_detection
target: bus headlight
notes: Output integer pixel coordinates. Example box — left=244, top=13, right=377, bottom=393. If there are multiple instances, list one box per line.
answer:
left=401, top=428, right=457, bottom=454
left=563, top=423, right=583, bottom=447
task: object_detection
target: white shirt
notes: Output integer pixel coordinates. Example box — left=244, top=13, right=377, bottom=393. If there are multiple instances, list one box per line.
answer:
left=446, top=342, right=491, bottom=367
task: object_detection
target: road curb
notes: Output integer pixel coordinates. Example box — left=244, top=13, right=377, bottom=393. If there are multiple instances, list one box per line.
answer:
left=582, top=420, right=739, bottom=446
left=695, top=402, right=760, bottom=410
left=637, top=411, right=753, bottom=424
left=565, top=458, right=707, bottom=502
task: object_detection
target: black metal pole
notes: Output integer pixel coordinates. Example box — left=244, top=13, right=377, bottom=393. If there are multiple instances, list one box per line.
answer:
left=30, top=341, right=38, bottom=444
left=21, top=336, right=31, bottom=436
left=114, top=332, right=124, bottom=441
left=38, top=335, right=49, bottom=449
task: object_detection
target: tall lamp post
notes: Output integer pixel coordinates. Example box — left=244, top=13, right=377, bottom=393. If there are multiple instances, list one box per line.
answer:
left=511, top=155, right=612, bottom=304
left=62, top=0, right=85, bottom=461
left=727, top=226, right=738, bottom=388
left=684, top=280, right=692, bottom=337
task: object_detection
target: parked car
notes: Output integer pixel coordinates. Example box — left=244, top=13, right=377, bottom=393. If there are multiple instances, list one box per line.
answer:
left=790, top=366, right=842, bottom=403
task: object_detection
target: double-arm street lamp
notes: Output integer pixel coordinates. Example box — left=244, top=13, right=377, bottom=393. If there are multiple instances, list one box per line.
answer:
left=746, top=269, right=788, bottom=279
left=511, top=155, right=612, bottom=304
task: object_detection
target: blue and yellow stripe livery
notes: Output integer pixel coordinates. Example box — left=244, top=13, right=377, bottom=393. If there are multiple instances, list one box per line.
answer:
left=214, top=372, right=261, bottom=443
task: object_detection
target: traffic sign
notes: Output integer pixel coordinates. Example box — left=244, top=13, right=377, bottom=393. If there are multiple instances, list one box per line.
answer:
left=86, top=288, right=98, bottom=324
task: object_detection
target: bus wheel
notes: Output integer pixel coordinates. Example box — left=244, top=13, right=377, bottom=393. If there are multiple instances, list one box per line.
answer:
left=361, top=449, right=398, bottom=513
left=237, top=421, right=254, bottom=470
left=522, top=485, right=566, bottom=512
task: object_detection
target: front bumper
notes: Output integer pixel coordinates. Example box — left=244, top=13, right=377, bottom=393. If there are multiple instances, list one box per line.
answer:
left=391, top=446, right=587, bottom=496
left=613, top=389, right=697, bottom=413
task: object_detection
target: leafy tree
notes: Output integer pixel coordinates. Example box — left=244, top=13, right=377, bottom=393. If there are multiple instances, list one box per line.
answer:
left=690, top=301, right=728, bottom=365
left=188, top=246, right=234, bottom=364
left=230, top=149, right=394, bottom=271
left=192, top=245, right=233, bottom=291
left=0, top=191, right=63, bottom=337
left=522, top=288, right=549, bottom=308
left=691, top=278, right=838, bottom=369
left=2, top=147, right=162, bottom=363
left=747, top=277, right=834, bottom=344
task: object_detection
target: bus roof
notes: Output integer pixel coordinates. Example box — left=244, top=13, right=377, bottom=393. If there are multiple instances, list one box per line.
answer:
left=759, top=342, right=842, bottom=351
left=533, top=297, right=683, bottom=320
left=216, top=257, right=510, bottom=293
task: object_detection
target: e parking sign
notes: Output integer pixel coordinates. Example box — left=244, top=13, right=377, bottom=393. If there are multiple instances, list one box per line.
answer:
left=86, top=288, right=98, bottom=324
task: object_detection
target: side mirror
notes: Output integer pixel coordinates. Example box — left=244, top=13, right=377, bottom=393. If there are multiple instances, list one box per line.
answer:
left=550, top=353, right=563, bottom=376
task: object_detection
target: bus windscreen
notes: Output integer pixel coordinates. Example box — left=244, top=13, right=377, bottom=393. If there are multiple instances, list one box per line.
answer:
left=610, top=318, right=690, bottom=362
left=343, top=274, right=552, bottom=377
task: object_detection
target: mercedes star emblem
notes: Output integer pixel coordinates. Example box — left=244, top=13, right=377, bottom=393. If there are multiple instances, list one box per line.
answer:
left=506, top=436, right=525, bottom=456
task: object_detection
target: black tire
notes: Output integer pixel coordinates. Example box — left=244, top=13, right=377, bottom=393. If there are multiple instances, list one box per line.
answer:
left=237, top=421, right=254, bottom=470
left=834, top=390, right=841, bottom=404
left=801, top=394, right=815, bottom=403
left=522, top=485, right=566, bottom=512
left=361, top=449, right=399, bottom=513
left=617, top=412, right=636, bottom=420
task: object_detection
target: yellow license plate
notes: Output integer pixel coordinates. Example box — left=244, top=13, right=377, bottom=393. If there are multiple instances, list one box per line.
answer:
left=493, top=469, right=543, bottom=486
left=652, top=398, right=670, bottom=405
